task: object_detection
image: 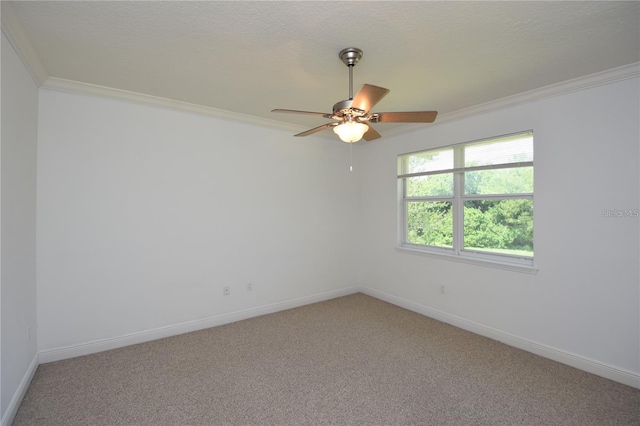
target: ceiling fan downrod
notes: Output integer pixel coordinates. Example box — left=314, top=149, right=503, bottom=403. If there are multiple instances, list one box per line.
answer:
left=338, top=47, right=363, bottom=100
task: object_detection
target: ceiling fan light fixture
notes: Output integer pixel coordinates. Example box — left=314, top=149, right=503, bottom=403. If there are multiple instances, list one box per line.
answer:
left=333, top=121, right=369, bottom=143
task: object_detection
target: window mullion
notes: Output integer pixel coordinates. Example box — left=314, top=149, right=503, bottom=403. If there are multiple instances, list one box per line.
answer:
left=399, top=177, right=407, bottom=246
left=405, top=196, right=454, bottom=202
left=453, top=146, right=464, bottom=255
left=397, top=161, right=533, bottom=180
left=462, top=193, right=533, bottom=201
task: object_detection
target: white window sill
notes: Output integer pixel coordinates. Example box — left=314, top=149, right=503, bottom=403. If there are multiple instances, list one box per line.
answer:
left=395, top=246, right=539, bottom=274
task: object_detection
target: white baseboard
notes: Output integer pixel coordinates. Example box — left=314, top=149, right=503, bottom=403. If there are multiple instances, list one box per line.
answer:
left=1, top=353, right=38, bottom=426
left=359, top=286, right=640, bottom=389
left=18, top=283, right=640, bottom=425
left=39, top=286, right=360, bottom=364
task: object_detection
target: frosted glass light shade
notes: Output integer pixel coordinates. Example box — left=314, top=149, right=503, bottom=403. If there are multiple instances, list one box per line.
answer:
left=333, top=121, right=369, bottom=143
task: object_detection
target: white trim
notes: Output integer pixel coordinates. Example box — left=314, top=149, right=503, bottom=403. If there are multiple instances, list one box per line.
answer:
left=359, top=286, right=640, bottom=389
left=40, top=77, right=305, bottom=133
left=0, top=353, right=39, bottom=426
left=384, top=62, right=640, bottom=137
left=446, top=62, right=640, bottom=120
left=399, top=161, right=534, bottom=179
left=397, top=245, right=538, bottom=273
left=397, top=132, right=536, bottom=268
left=0, top=2, right=48, bottom=85
left=8, top=285, right=639, bottom=422
left=39, top=286, right=359, bottom=364
left=41, top=63, right=640, bottom=137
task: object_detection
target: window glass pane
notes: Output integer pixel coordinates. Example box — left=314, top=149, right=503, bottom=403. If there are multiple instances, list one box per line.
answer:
left=463, top=199, right=533, bottom=257
left=407, top=173, right=454, bottom=197
left=465, top=134, right=533, bottom=168
left=465, top=167, right=533, bottom=195
left=403, top=148, right=454, bottom=175
left=406, top=201, right=453, bottom=248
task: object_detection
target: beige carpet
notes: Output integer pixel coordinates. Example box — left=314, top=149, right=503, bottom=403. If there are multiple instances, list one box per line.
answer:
left=13, top=293, right=640, bottom=425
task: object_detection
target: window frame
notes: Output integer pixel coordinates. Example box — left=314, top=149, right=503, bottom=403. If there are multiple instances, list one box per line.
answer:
left=397, top=131, right=536, bottom=273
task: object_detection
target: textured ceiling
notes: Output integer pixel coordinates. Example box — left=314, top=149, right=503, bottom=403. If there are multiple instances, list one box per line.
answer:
left=6, top=1, right=640, bottom=137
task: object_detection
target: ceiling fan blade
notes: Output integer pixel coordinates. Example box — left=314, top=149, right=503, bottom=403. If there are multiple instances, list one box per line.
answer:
left=363, top=124, right=382, bottom=141
left=371, top=111, right=438, bottom=123
left=294, top=122, right=338, bottom=137
left=351, top=84, right=390, bottom=113
left=272, top=109, right=332, bottom=117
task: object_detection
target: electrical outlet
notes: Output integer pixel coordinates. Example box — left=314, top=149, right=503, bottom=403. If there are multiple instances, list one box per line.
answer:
left=247, top=283, right=253, bottom=291
left=223, top=286, right=230, bottom=296
left=440, top=285, right=446, bottom=294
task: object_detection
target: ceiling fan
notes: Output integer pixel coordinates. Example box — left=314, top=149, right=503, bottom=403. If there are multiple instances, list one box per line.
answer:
left=272, top=47, right=438, bottom=143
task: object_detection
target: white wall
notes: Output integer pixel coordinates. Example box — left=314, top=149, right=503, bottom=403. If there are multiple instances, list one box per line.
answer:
left=9, top=33, right=639, bottom=411
left=359, top=77, right=640, bottom=380
left=34, top=74, right=640, bottom=387
left=1, top=32, right=39, bottom=420
left=36, top=89, right=360, bottom=352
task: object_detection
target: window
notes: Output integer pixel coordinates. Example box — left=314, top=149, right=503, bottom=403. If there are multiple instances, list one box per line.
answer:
left=398, top=131, right=534, bottom=268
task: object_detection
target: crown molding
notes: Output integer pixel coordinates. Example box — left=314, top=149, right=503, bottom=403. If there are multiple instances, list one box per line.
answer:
left=1, top=1, right=48, bottom=85
left=444, top=62, right=640, bottom=121
left=41, top=77, right=304, bottom=133
left=385, top=62, right=640, bottom=138
left=43, top=62, right=639, bottom=138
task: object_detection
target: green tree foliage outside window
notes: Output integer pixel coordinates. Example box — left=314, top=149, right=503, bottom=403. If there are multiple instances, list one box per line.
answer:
left=463, top=199, right=533, bottom=256
left=464, top=166, right=533, bottom=256
left=407, top=201, right=453, bottom=247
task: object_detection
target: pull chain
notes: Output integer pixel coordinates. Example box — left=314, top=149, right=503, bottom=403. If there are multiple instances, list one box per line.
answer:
left=350, top=142, right=353, bottom=172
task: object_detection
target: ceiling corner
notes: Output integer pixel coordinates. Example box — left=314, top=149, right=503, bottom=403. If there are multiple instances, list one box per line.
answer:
left=1, top=1, right=49, bottom=85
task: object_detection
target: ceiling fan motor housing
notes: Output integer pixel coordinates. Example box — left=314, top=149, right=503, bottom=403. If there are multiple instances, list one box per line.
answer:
left=332, top=99, right=367, bottom=120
